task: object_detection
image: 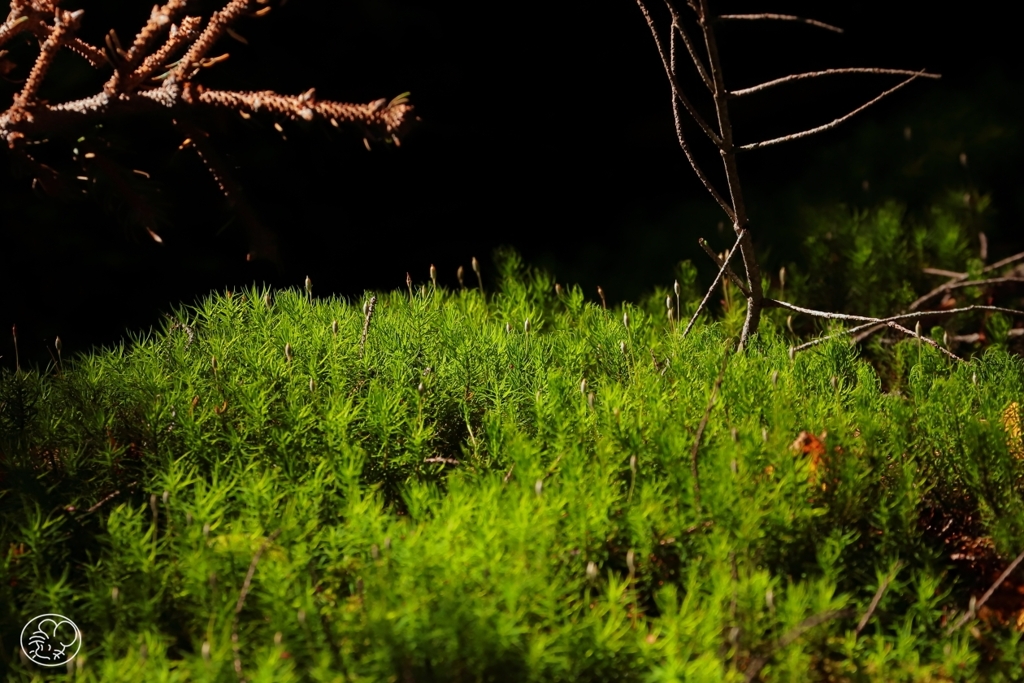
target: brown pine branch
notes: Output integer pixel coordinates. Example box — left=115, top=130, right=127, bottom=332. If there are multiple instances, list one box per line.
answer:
left=171, top=0, right=254, bottom=82
left=1, top=0, right=416, bottom=246
left=174, top=118, right=279, bottom=262
left=729, top=68, right=941, bottom=98
left=739, top=71, right=930, bottom=151
left=10, top=8, right=81, bottom=116
left=718, top=13, right=844, bottom=34
left=107, top=1, right=189, bottom=93
left=120, top=15, right=202, bottom=93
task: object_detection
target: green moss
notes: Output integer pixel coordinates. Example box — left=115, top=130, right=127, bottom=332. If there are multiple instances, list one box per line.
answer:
left=2, top=256, right=1024, bottom=681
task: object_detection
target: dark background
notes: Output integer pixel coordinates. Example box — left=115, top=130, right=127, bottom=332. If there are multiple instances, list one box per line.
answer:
left=2, top=0, right=1021, bottom=369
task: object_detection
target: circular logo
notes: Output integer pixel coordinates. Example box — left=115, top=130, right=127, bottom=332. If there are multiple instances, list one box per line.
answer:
left=20, top=614, right=82, bottom=667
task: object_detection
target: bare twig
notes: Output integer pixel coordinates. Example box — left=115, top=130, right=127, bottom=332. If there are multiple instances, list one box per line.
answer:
left=360, top=295, right=377, bottom=357
left=856, top=563, right=900, bottom=637
left=948, top=546, right=1024, bottom=634
left=744, top=609, right=855, bottom=682
left=691, top=343, right=732, bottom=511
left=718, top=13, right=844, bottom=34
left=730, top=68, right=940, bottom=98
left=788, top=304, right=1024, bottom=354
left=739, top=71, right=932, bottom=151
left=699, top=237, right=749, bottom=296
left=683, top=230, right=744, bottom=337
left=232, top=529, right=282, bottom=680
left=887, top=321, right=963, bottom=362
left=84, top=489, right=120, bottom=514
left=423, top=457, right=460, bottom=466
left=664, top=1, right=713, bottom=91
left=636, top=0, right=724, bottom=148
left=907, top=277, right=1024, bottom=311
left=853, top=256, right=1024, bottom=344
left=923, top=267, right=966, bottom=279
left=695, top=0, right=764, bottom=347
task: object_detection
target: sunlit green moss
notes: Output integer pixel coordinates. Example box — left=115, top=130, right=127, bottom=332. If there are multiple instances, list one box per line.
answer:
left=2, top=255, right=1023, bottom=681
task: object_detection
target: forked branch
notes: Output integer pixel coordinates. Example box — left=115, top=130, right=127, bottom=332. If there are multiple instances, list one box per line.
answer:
left=636, top=0, right=938, bottom=348
left=0, top=0, right=417, bottom=256
left=739, top=71, right=935, bottom=151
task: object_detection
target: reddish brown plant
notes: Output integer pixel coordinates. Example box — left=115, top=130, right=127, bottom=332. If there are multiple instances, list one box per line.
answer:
left=0, top=0, right=416, bottom=261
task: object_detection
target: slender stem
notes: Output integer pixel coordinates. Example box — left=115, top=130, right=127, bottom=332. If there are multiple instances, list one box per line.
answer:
left=636, top=0, right=735, bottom=219
left=739, top=71, right=928, bottom=151
left=636, top=0, right=724, bottom=148
left=683, top=230, right=744, bottom=337
left=948, top=546, right=1024, bottom=634
left=718, top=13, right=844, bottom=34
left=664, top=0, right=713, bottom=91
left=729, top=67, right=940, bottom=98
left=696, top=0, right=763, bottom=348
left=699, top=237, right=749, bottom=296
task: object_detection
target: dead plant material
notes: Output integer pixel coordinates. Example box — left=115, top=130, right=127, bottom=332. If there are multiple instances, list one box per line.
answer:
left=0, top=1, right=416, bottom=260
left=636, top=0, right=940, bottom=349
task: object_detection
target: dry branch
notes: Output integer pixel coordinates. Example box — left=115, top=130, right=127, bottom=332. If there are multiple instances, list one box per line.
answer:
left=717, top=13, right=844, bottom=34
left=683, top=229, right=744, bottom=338
left=739, top=71, right=935, bottom=151
left=0, top=0, right=416, bottom=255
left=948, top=546, right=1024, bottom=634
left=729, top=68, right=941, bottom=98
left=698, top=237, right=749, bottom=296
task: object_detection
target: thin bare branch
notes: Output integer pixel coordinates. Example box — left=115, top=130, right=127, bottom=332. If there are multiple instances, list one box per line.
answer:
left=923, top=267, right=965, bottom=278
left=636, top=0, right=725, bottom=148
left=744, top=609, right=855, bottom=682
left=729, top=68, right=940, bottom=98
left=664, top=1, right=713, bottom=91
left=854, top=252, right=1024, bottom=343
left=691, top=342, right=732, bottom=511
left=948, top=546, right=1024, bottom=634
left=232, top=529, right=282, bottom=680
left=718, top=13, right=844, bottom=34
left=174, top=118, right=279, bottom=262
left=698, top=237, right=749, bottom=296
left=683, top=229, right=744, bottom=337
left=739, top=71, right=929, bottom=151
left=695, top=0, right=764, bottom=347
left=910, top=276, right=1024, bottom=312
left=789, top=304, right=1024, bottom=354
left=984, top=250, right=1024, bottom=274
left=637, top=0, right=734, bottom=219
left=887, top=321, right=963, bottom=362
left=856, top=563, right=900, bottom=637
